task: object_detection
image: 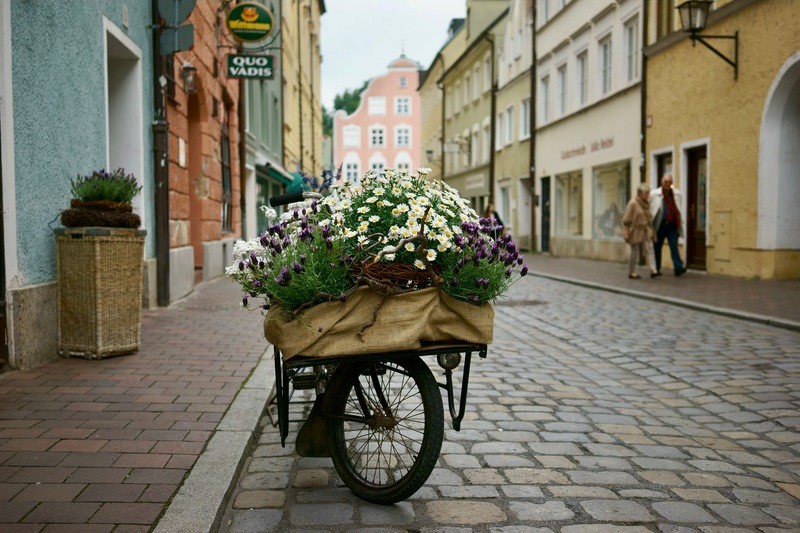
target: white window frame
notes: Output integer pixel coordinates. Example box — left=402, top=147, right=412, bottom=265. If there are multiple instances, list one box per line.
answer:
left=342, top=124, right=361, bottom=148
left=394, top=96, right=411, bottom=115
left=473, top=67, right=480, bottom=101
left=395, top=125, right=411, bottom=148
left=496, top=113, right=504, bottom=150
left=482, top=122, right=491, bottom=163
left=369, top=125, right=386, bottom=148
left=520, top=98, right=531, bottom=140
left=557, top=63, right=567, bottom=116
left=624, top=16, right=640, bottom=83
left=505, top=107, right=513, bottom=146
left=576, top=51, right=588, bottom=106
left=399, top=76, right=407, bottom=88
left=454, top=81, right=461, bottom=111
left=483, top=57, right=492, bottom=93
left=463, top=77, right=470, bottom=107
left=599, top=36, right=612, bottom=95
left=541, top=75, right=550, bottom=122
left=368, top=96, right=386, bottom=115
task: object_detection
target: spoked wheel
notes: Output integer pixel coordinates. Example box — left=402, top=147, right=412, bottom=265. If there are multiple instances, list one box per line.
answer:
left=325, top=356, right=443, bottom=504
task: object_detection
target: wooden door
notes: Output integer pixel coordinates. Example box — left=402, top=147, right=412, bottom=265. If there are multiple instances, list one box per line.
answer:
left=540, top=177, right=551, bottom=252
left=686, top=146, right=707, bottom=270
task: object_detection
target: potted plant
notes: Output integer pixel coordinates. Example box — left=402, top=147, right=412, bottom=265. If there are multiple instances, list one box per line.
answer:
left=228, top=168, right=528, bottom=359
left=55, top=167, right=147, bottom=359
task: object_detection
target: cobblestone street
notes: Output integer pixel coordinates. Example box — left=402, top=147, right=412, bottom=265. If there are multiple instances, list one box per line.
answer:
left=218, top=276, right=800, bottom=532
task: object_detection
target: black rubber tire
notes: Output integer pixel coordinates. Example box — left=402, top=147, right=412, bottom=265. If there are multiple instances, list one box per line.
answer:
left=326, top=356, right=444, bottom=504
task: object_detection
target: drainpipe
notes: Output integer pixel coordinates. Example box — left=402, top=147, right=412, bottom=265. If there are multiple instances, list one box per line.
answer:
left=487, top=34, right=496, bottom=204
left=310, top=30, right=317, bottom=175
left=151, top=0, right=170, bottom=306
left=297, top=0, right=304, bottom=171
left=639, top=0, right=648, bottom=184
left=434, top=53, right=446, bottom=178
left=528, top=5, right=537, bottom=251
left=238, top=58, right=247, bottom=238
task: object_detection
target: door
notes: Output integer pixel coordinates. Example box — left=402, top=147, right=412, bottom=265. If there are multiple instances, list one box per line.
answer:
left=686, top=146, right=707, bottom=270
left=540, top=177, right=551, bottom=252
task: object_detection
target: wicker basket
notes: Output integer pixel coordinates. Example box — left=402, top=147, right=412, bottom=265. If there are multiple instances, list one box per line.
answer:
left=55, top=227, right=146, bottom=359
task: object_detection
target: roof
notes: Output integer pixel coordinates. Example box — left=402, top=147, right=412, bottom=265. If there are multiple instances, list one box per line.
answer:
left=387, top=55, right=420, bottom=69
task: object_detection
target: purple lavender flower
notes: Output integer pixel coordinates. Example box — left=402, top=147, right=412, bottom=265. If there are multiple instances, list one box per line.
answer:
left=238, top=261, right=245, bottom=271
left=299, top=253, right=307, bottom=265
left=292, top=261, right=304, bottom=274
left=339, top=292, right=347, bottom=302
left=242, top=295, right=248, bottom=306
left=505, top=267, right=513, bottom=277
left=521, top=264, right=528, bottom=276
left=451, top=277, right=459, bottom=286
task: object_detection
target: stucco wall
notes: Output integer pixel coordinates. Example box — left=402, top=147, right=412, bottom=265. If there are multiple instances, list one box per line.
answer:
left=645, top=0, right=800, bottom=278
left=10, top=1, right=154, bottom=287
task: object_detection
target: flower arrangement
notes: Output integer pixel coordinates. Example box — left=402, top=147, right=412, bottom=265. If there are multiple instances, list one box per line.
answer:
left=228, top=168, right=527, bottom=312
left=71, top=168, right=142, bottom=204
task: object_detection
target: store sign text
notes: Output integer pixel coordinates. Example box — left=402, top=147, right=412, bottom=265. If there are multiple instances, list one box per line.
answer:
left=560, top=136, right=615, bottom=160
left=227, top=54, right=274, bottom=79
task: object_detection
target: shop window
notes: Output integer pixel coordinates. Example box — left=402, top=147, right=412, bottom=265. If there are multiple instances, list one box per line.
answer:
left=554, top=170, right=582, bottom=236
left=221, top=109, right=233, bottom=232
left=592, top=160, right=630, bottom=239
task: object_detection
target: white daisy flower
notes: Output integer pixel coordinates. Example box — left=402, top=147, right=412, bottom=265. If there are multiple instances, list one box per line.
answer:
left=404, top=243, right=415, bottom=252
left=426, top=249, right=437, bottom=261
left=357, top=206, right=369, bottom=214
left=369, top=215, right=380, bottom=223
left=414, top=259, right=426, bottom=270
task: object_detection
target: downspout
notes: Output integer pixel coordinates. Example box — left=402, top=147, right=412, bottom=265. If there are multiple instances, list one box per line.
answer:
left=151, top=0, right=170, bottom=306
left=310, top=30, right=317, bottom=175
left=296, top=0, right=304, bottom=171
left=238, top=61, right=247, bottom=238
left=433, top=53, right=446, bottom=178
left=528, top=4, right=537, bottom=251
left=488, top=34, right=496, bottom=204
left=639, top=0, right=648, bottom=184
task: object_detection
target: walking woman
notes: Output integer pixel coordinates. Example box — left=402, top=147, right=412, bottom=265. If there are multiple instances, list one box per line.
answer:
left=622, top=183, right=658, bottom=279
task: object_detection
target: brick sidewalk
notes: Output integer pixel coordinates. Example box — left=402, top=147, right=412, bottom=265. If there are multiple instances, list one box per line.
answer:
left=0, top=277, right=265, bottom=531
left=527, top=254, right=800, bottom=325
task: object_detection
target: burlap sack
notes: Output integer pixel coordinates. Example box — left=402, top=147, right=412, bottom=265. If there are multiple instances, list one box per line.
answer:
left=264, top=286, right=494, bottom=359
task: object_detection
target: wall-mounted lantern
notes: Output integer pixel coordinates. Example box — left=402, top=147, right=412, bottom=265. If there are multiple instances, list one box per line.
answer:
left=677, top=0, right=739, bottom=80
left=180, top=61, right=198, bottom=93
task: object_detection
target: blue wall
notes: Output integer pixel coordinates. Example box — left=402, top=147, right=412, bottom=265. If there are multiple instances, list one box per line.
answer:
left=10, top=1, right=155, bottom=285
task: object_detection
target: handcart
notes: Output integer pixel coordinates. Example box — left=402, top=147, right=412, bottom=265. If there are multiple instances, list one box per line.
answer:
left=268, top=343, right=487, bottom=505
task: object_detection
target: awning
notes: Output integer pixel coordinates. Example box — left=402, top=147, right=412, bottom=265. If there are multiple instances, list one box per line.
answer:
left=287, top=172, right=306, bottom=193
left=256, top=158, right=294, bottom=186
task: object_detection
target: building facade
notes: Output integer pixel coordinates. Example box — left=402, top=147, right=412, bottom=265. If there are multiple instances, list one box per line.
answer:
left=440, top=1, right=510, bottom=215
left=165, top=0, right=242, bottom=302
left=495, top=0, right=534, bottom=249
left=535, top=0, right=643, bottom=261
left=419, top=19, right=467, bottom=181
left=645, top=0, right=799, bottom=278
left=0, top=1, right=155, bottom=369
left=282, top=0, right=325, bottom=178
left=333, top=56, right=423, bottom=180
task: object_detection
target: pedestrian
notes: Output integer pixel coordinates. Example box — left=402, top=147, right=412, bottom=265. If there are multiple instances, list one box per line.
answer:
left=649, top=174, right=686, bottom=276
left=482, top=202, right=504, bottom=239
left=622, top=183, right=658, bottom=279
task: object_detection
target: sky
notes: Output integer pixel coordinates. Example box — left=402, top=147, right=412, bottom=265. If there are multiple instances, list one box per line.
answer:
left=320, top=0, right=467, bottom=110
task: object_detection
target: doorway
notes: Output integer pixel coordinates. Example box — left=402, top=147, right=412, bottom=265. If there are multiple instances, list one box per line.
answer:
left=540, top=177, right=551, bottom=252
left=686, top=146, right=707, bottom=270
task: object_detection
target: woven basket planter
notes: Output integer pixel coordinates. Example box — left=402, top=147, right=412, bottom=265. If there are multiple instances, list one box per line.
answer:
left=55, top=227, right=146, bottom=359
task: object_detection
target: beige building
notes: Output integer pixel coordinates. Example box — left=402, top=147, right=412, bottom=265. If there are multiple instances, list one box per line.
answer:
left=645, top=0, right=799, bottom=279
left=282, top=0, right=325, bottom=177
left=535, top=0, right=643, bottom=261
left=419, top=19, right=467, bottom=180
left=495, top=0, right=534, bottom=249
left=440, top=0, right=510, bottom=215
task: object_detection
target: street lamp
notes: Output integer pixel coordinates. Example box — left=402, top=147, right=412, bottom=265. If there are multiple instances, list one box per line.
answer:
left=180, top=61, right=198, bottom=93
left=677, top=0, right=739, bottom=80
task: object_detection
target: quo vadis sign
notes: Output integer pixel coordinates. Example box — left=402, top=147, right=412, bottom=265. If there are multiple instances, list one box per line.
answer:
left=226, top=2, right=274, bottom=42
left=227, top=54, right=274, bottom=79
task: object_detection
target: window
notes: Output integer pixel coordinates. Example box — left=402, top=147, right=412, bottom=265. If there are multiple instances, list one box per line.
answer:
left=395, top=96, right=411, bottom=115
left=343, top=125, right=360, bottom=147
left=221, top=111, right=233, bottom=232
left=464, top=78, right=471, bottom=106
left=482, top=124, right=490, bottom=162
left=576, top=51, right=588, bottom=105
left=473, top=68, right=480, bottom=101
left=656, top=152, right=673, bottom=187
left=514, top=29, right=523, bottom=59
left=454, top=81, right=461, bottom=111
left=395, top=126, right=411, bottom=147
left=656, top=0, right=675, bottom=39
left=505, top=107, right=513, bottom=145
left=520, top=98, right=531, bottom=139
left=496, top=113, right=504, bottom=149
left=483, top=58, right=491, bottom=92
left=557, top=64, right=567, bottom=116
left=624, top=18, right=639, bottom=82
left=399, top=76, right=407, bottom=88
left=541, top=75, right=550, bottom=122
left=471, top=131, right=479, bottom=166
left=554, top=170, right=583, bottom=236
left=368, top=96, right=386, bottom=115
left=370, top=126, right=385, bottom=147
left=345, top=161, right=360, bottom=183
left=540, top=0, right=550, bottom=24
left=371, top=161, right=385, bottom=171
left=592, top=160, right=630, bottom=239
left=599, top=37, right=612, bottom=94
left=462, top=133, right=470, bottom=167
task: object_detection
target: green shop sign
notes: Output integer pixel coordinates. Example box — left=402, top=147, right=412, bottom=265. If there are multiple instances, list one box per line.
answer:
left=226, top=2, right=274, bottom=42
left=227, top=54, right=274, bottom=79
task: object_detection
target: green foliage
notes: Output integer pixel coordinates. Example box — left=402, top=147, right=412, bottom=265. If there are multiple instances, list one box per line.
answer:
left=71, top=168, right=142, bottom=204
left=333, top=80, right=369, bottom=115
left=323, top=106, right=333, bottom=137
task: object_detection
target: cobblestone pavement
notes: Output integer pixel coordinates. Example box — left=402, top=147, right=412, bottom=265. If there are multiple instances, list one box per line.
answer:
left=218, top=276, right=800, bottom=532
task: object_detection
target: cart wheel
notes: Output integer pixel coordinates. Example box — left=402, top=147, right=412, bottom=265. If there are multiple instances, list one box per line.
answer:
left=325, top=356, right=444, bottom=504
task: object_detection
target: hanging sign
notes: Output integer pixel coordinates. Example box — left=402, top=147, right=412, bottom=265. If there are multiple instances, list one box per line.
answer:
left=226, top=2, right=274, bottom=42
left=227, top=54, right=275, bottom=79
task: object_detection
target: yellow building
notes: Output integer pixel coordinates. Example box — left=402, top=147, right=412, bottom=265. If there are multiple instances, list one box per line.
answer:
left=495, top=0, right=533, bottom=250
left=282, top=0, right=325, bottom=177
left=440, top=1, right=510, bottom=214
left=419, top=19, right=467, bottom=180
left=645, top=0, right=800, bottom=279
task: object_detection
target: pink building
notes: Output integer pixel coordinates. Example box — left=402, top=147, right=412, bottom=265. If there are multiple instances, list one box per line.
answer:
left=333, top=55, right=422, bottom=180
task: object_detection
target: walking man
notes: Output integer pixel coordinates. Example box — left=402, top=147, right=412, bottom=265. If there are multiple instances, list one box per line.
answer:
left=649, top=174, right=686, bottom=276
